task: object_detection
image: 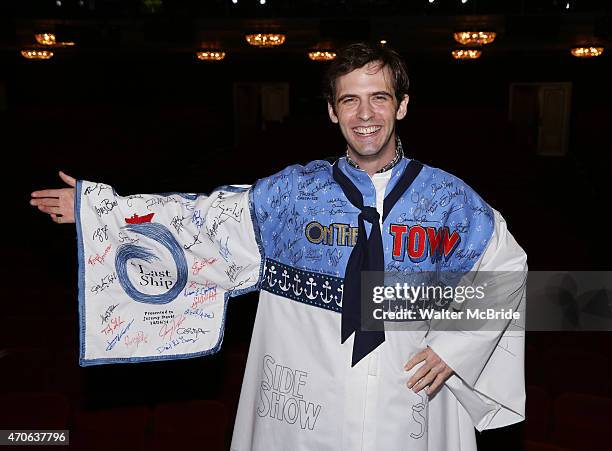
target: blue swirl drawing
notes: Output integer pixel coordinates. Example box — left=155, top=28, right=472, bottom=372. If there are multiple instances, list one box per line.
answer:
left=115, top=222, right=188, bottom=304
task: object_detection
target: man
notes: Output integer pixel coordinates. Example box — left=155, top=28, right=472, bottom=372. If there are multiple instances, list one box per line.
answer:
left=31, top=43, right=526, bottom=450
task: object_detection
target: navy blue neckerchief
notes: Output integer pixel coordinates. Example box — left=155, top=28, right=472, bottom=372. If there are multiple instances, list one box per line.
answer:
left=332, top=159, right=424, bottom=366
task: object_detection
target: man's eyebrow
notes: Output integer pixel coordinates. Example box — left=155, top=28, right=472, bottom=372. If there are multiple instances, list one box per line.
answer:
left=370, top=91, right=393, bottom=97
left=336, top=91, right=393, bottom=102
left=336, top=93, right=356, bottom=102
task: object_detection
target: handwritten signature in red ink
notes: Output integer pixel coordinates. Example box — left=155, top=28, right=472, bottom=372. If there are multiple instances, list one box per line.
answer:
left=88, top=244, right=112, bottom=266
left=100, top=316, right=125, bottom=335
left=191, top=257, right=218, bottom=276
left=124, top=331, right=148, bottom=348
left=158, top=315, right=186, bottom=341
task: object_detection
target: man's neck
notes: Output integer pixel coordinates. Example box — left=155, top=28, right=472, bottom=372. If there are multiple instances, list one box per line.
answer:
left=346, top=137, right=403, bottom=176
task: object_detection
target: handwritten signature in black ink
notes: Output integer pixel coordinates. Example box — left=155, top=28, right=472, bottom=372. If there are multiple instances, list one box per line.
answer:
left=326, top=248, right=343, bottom=267
left=171, top=215, right=187, bottom=234
left=84, top=183, right=111, bottom=197
left=95, top=199, right=118, bottom=217
left=93, top=225, right=109, bottom=242
left=184, top=233, right=202, bottom=250
left=126, top=194, right=144, bottom=208
left=100, top=303, right=119, bottom=324
left=225, top=262, right=245, bottom=283
left=91, top=272, right=117, bottom=295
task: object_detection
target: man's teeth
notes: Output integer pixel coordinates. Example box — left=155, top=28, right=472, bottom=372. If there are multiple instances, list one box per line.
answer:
left=354, top=126, right=381, bottom=135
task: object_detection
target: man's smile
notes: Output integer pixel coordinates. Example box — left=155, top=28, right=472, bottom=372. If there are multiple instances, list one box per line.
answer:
left=352, top=125, right=382, bottom=136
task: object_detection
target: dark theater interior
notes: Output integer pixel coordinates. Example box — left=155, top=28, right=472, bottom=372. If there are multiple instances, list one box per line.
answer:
left=1, top=0, right=611, bottom=450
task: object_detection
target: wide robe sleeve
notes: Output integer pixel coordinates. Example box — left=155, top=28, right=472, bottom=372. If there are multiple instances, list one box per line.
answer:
left=75, top=180, right=264, bottom=366
left=424, top=208, right=528, bottom=430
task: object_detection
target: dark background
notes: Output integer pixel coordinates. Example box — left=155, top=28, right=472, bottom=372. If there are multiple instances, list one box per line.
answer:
left=1, top=1, right=611, bottom=450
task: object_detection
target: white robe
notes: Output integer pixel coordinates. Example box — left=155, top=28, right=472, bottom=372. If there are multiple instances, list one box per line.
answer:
left=76, top=165, right=526, bottom=451
left=230, top=170, right=527, bottom=451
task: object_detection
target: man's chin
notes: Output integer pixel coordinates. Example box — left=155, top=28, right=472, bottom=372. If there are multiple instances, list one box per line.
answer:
left=350, top=149, right=383, bottom=160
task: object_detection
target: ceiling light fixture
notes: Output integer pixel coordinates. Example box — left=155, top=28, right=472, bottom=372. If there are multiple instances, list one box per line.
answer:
left=21, top=50, right=54, bottom=60
left=245, top=33, right=286, bottom=47
left=308, top=51, right=336, bottom=61
left=35, top=33, right=56, bottom=45
left=452, top=49, right=481, bottom=60
left=453, top=31, right=496, bottom=45
left=35, top=33, right=75, bottom=47
left=196, top=51, right=226, bottom=61
left=570, top=47, right=604, bottom=58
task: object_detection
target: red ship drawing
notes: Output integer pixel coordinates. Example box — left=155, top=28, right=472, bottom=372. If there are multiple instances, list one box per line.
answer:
left=125, top=213, right=155, bottom=224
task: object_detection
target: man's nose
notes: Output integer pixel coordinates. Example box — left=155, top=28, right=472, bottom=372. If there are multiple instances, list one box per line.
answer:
left=357, top=101, right=374, bottom=121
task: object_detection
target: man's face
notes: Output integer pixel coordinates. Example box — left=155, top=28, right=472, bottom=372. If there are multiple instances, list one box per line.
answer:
left=328, top=62, right=409, bottom=162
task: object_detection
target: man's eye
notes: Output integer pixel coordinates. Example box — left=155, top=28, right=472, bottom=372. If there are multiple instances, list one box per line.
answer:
left=342, top=98, right=356, bottom=104
left=373, top=95, right=388, bottom=101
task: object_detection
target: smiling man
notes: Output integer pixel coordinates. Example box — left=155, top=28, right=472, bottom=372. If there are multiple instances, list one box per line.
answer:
left=31, top=42, right=527, bottom=450
left=327, top=59, right=409, bottom=174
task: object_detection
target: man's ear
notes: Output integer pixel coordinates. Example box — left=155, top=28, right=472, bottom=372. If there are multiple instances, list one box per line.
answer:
left=328, top=102, right=339, bottom=124
left=396, top=94, right=409, bottom=120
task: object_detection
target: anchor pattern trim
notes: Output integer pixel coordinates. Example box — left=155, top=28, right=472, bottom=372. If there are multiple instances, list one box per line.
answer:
left=261, top=258, right=344, bottom=313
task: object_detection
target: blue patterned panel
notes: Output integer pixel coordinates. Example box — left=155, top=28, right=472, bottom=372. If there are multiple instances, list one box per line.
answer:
left=260, top=258, right=344, bottom=314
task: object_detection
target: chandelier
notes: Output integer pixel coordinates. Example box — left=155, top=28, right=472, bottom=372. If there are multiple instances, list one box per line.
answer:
left=308, top=51, right=336, bottom=61
left=35, top=33, right=56, bottom=45
left=570, top=47, right=604, bottom=58
left=196, top=51, right=226, bottom=61
left=21, top=50, right=54, bottom=60
left=245, top=33, right=286, bottom=47
left=453, top=31, right=496, bottom=46
left=34, top=32, right=75, bottom=47
left=451, top=49, right=482, bottom=60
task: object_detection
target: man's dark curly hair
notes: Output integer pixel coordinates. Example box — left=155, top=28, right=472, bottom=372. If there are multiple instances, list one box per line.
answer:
left=324, top=42, right=410, bottom=108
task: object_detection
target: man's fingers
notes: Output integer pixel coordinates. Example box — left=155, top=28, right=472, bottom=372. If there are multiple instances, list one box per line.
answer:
left=30, top=198, right=59, bottom=207
left=30, top=175, right=76, bottom=223
left=31, top=189, right=61, bottom=198
left=412, top=371, right=437, bottom=393
left=404, top=347, right=454, bottom=395
left=38, top=205, right=62, bottom=215
left=410, top=363, right=447, bottom=393
left=59, top=171, right=76, bottom=187
left=404, top=349, right=427, bottom=371
left=427, top=373, right=447, bottom=395
left=406, top=360, right=433, bottom=388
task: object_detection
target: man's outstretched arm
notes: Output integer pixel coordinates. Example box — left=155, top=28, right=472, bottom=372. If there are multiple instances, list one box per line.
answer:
left=29, top=173, right=264, bottom=366
left=30, top=171, right=76, bottom=224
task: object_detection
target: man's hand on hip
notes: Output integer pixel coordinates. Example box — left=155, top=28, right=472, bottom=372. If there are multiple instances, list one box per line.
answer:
left=404, top=347, right=454, bottom=396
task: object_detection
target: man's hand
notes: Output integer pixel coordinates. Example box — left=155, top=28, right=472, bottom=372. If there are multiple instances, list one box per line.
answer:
left=30, top=171, right=76, bottom=224
left=404, top=347, right=454, bottom=396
